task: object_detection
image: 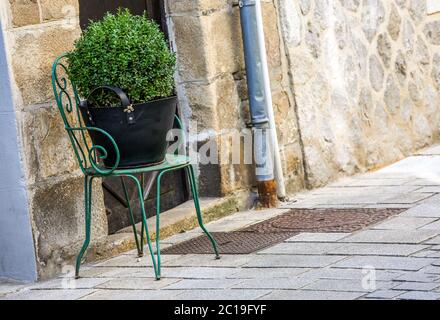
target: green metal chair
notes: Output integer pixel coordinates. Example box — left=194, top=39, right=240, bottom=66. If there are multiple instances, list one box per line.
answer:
left=51, top=53, right=219, bottom=280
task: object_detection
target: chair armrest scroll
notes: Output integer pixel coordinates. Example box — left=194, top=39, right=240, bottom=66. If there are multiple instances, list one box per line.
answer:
left=66, top=126, right=120, bottom=175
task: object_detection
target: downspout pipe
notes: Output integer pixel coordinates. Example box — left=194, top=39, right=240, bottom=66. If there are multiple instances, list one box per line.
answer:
left=239, top=0, right=286, bottom=205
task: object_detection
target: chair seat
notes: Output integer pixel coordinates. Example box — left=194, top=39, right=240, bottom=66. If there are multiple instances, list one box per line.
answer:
left=86, top=154, right=190, bottom=176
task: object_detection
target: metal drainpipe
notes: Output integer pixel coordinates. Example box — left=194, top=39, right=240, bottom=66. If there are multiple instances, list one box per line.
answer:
left=239, top=0, right=286, bottom=206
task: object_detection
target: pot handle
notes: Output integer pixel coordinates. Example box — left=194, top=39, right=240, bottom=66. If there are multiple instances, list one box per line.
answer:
left=84, top=86, right=136, bottom=125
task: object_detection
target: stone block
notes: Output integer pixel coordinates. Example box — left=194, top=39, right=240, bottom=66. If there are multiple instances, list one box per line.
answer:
left=172, top=8, right=242, bottom=82
left=167, top=0, right=229, bottom=14
left=388, top=3, right=402, bottom=41
left=40, top=0, right=79, bottom=21
left=11, top=24, right=81, bottom=106
left=29, top=176, right=107, bottom=280
left=20, top=106, right=79, bottom=185
left=9, top=0, right=40, bottom=27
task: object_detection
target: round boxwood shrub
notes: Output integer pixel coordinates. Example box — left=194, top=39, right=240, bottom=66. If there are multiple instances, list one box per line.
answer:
left=67, top=9, right=176, bottom=106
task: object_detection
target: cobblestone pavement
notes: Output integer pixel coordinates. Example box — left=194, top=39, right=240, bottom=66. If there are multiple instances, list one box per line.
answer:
left=3, top=145, right=440, bottom=300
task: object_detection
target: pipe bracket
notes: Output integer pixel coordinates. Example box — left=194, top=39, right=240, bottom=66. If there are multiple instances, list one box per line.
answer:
left=239, top=0, right=256, bottom=8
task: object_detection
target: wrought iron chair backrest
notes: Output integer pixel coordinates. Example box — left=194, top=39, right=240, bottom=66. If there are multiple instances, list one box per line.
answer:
left=51, top=53, right=120, bottom=175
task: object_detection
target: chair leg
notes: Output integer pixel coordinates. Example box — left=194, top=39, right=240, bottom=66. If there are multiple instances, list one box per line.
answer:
left=120, top=177, right=143, bottom=257
left=75, top=176, right=93, bottom=279
left=124, top=175, right=160, bottom=280
left=186, top=165, right=220, bottom=259
left=155, top=171, right=166, bottom=280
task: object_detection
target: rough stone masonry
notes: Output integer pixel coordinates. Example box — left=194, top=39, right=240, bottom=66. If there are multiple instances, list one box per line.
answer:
left=1, top=0, right=440, bottom=281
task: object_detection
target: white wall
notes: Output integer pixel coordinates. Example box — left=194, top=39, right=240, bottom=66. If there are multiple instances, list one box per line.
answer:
left=0, top=22, right=37, bottom=282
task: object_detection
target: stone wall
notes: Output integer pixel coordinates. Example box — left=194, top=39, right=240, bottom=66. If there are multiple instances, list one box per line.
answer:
left=166, top=0, right=306, bottom=196
left=1, top=0, right=108, bottom=280
left=278, top=0, right=440, bottom=187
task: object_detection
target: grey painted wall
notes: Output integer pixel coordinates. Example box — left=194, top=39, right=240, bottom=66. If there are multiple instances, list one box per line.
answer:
left=0, top=25, right=37, bottom=282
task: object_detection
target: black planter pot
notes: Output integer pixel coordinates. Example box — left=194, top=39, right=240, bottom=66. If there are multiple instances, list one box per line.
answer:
left=80, top=91, right=177, bottom=169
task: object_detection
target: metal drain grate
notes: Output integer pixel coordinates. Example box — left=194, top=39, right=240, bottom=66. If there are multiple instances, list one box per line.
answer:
left=161, top=231, right=296, bottom=255
left=242, top=208, right=406, bottom=234
left=161, top=208, right=406, bottom=255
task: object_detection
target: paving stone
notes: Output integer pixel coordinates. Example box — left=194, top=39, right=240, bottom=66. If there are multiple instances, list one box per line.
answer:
left=174, top=289, right=271, bottom=300
left=364, top=290, right=406, bottom=299
left=420, top=194, right=440, bottom=204
left=364, top=204, right=414, bottom=209
left=76, top=267, right=120, bottom=278
left=280, top=199, right=320, bottom=209
left=341, top=230, right=440, bottom=244
left=379, top=193, right=434, bottom=204
left=303, top=279, right=395, bottom=293
left=416, top=146, right=440, bottom=155
left=332, top=256, right=435, bottom=271
left=244, top=255, right=347, bottom=268
left=372, top=217, right=437, bottom=230
left=327, top=243, right=428, bottom=257
left=424, top=235, right=440, bottom=244
left=0, top=282, right=28, bottom=297
left=229, top=209, right=289, bottom=221
left=3, top=289, right=95, bottom=300
left=96, top=278, right=179, bottom=290
left=312, top=186, right=421, bottom=195
left=86, top=267, right=157, bottom=279
left=203, top=219, right=256, bottom=232
left=304, top=268, right=403, bottom=281
left=286, top=233, right=350, bottom=242
left=260, top=290, right=364, bottom=300
left=159, top=267, right=238, bottom=279
left=31, top=277, right=110, bottom=290
left=312, top=204, right=368, bottom=209
left=99, top=267, right=238, bottom=279
left=231, top=277, right=316, bottom=290
left=356, top=173, right=418, bottom=180
left=81, top=289, right=183, bottom=300
left=416, top=186, right=440, bottom=193
left=427, top=251, right=440, bottom=258
left=404, top=179, right=440, bottom=187
left=94, top=254, right=183, bottom=268
left=420, top=220, right=440, bottom=230
left=162, top=279, right=242, bottom=290
left=161, top=232, right=203, bottom=245
left=397, top=291, right=440, bottom=300
left=165, top=254, right=254, bottom=267
left=401, top=204, right=440, bottom=218
left=227, top=268, right=310, bottom=279
left=303, top=194, right=394, bottom=205
left=380, top=157, right=440, bottom=180
left=258, top=242, right=345, bottom=255
left=392, top=282, right=440, bottom=291
left=346, top=179, right=413, bottom=187
left=421, top=266, right=440, bottom=274
left=411, top=250, right=439, bottom=257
